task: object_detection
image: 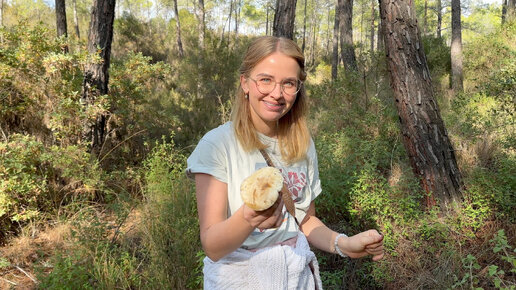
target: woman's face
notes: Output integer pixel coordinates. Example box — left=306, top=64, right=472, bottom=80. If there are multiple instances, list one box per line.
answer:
left=241, top=52, right=301, bottom=137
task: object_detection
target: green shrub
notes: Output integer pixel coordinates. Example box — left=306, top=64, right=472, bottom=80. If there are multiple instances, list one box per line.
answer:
left=141, top=138, right=202, bottom=289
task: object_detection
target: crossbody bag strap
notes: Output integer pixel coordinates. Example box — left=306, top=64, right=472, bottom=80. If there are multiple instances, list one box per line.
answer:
left=259, top=149, right=300, bottom=226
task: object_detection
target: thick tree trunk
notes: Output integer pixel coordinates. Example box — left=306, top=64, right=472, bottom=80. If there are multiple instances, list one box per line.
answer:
left=502, top=0, right=507, bottom=24
left=56, top=0, right=68, bottom=53
left=196, top=0, right=205, bottom=48
left=332, top=0, right=340, bottom=80
left=451, top=0, right=463, bottom=92
left=370, top=0, right=375, bottom=53
left=339, top=0, right=358, bottom=71
left=437, top=0, right=442, bottom=38
left=379, top=0, right=463, bottom=209
left=82, top=0, right=116, bottom=154
left=273, top=0, right=297, bottom=39
left=173, top=0, right=184, bottom=57
left=72, top=0, right=80, bottom=39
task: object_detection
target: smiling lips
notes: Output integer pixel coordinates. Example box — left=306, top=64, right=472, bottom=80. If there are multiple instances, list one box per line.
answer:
left=263, top=100, right=285, bottom=112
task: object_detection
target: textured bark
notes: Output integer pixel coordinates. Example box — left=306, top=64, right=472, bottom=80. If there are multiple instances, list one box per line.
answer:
left=72, top=0, right=80, bottom=39
left=1, top=0, right=4, bottom=27
left=196, top=0, right=205, bottom=48
left=377, top=6, right=383, bottom=51
left=437, top=0, right=442, bottom=37
left=451, top=0, right=463, bottom=92
left=173, top=0, right=184, bottom=57
left=82, top=0, right=115, bottom=154
left=502, top=0, right=507, bottom=24
left=508, top=0, right=516, bottom=22
left=379, top=0, right=463, bottom=209
left=339, top=0, right=358, bottom=71
left=332, top=0, right=340, bottom=80
left=370, top=0, right=375, bottom=53
left=302, top=0, right=307, bottom=52
left=423, top=0, right=428, bottom=34
left=56, top=0, right=69, bottom=52
left=273, top=0, right=297, bottom=39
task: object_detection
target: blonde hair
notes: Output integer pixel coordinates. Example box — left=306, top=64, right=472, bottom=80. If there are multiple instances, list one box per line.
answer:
left=231, top=36, right=310, bottom=164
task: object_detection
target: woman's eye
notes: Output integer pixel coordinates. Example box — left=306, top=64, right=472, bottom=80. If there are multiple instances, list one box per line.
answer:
left=259, top=78, right=272, bottom=84
left=284, top=81, right=296, bottom=88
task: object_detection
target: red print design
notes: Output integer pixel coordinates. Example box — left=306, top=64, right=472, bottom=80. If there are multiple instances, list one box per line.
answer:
left=286, top=171, right=306, bottom=202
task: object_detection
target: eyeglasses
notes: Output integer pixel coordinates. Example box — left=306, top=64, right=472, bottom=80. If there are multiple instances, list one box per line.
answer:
left=248, top=76, right=302, bottom=96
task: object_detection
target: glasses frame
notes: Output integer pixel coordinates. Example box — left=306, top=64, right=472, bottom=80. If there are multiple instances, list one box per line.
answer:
left=247, top=76, right=303, bottom=96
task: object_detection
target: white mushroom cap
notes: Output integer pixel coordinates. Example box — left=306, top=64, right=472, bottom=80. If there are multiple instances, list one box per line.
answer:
left=240, top=167, right=283, bottom=211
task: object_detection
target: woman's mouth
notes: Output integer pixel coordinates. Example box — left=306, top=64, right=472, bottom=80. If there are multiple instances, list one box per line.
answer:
left=263, top=100, right=284, bottom=112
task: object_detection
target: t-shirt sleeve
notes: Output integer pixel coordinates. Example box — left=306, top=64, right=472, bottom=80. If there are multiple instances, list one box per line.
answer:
left=307, top=138, right=322, bottom=201
left=186, top=138, right=228, bottom=183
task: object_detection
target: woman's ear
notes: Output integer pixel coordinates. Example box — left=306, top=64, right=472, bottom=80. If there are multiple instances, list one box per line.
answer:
left=240, top=75, right=249, bottom=94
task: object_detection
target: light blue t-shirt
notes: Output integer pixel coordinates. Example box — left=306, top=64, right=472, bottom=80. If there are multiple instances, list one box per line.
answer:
left=186, top=122, right=322, bottom=249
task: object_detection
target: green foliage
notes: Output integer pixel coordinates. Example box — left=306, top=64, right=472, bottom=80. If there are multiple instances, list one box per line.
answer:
left=141, top=138, right=202, bottom=288
left=0, top=134, right=103, bottom=242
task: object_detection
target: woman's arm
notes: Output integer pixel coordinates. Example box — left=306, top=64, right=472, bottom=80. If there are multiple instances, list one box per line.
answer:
left=300, top=201, right=384, bottom=261
left=195, top=173, right=284, bottom=262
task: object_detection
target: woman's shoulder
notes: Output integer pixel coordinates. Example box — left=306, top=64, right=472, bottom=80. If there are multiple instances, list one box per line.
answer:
left=200, top=122, right=237, bottom=146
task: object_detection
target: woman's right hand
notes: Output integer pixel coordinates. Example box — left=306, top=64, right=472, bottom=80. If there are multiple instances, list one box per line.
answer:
left=243, top=198, right=285, bottom=230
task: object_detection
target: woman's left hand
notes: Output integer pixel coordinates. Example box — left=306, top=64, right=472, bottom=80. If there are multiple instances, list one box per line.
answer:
left=338, top=229, right=385, bottom=261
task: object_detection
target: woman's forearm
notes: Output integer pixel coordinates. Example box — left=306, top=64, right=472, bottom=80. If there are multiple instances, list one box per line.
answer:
left=201, top=206, right=254, bottom=262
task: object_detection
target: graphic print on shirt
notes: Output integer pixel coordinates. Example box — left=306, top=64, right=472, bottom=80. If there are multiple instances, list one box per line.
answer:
left=279, top=168, right=306, bottom=202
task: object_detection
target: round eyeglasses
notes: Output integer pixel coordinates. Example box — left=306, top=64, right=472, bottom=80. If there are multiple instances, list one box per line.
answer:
left=248, top=76, right=302, bottom=96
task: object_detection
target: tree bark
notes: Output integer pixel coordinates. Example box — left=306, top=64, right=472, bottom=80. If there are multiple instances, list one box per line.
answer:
left=451, top=0, right=463, bottom=92
left=508, top=0, right=516, bottom=22
left=82, top=0, right=116, bottom=154
left=339, top=0, right=358, bottom=71
left=437, top=0, right=442, bottom=38
left=273, top=0, right=297, bottom=39
left=502, top=0, right=507, bottom=24
left=379, top=0, right=463, bottom=209
left=0, top=0, right=4, bottom=28
left=332, top=0, right=340, bottom=80
left=196, top=0, right=205, bottom=48
left=72, top=0, right=80, bottom=39
left=370, top=0, right=375, bottom=53
left=302, top=0, right=307, bottom=52
left=424, top=0, right=428, bottom=35
left=377, top=5, right=383, bottom=51
left=56, top=0, right=69, bottom=53
left=173, top=0, right=184, bottom=57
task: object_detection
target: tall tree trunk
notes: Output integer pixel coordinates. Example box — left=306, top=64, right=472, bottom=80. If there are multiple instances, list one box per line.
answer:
left=173, top=0, right=184, bottom=57
left=56, top=0, right=69, bottom=53
left=266, top=4, right=270, bottom=35
left=424, top=0, right=428, bottom=35
left=72, top=0, right=80, bottom=39
left=502, top=0, right=507, bottom=24
left=196, top=0, right=205, bottom=48
left=332, top=0, right=340, bottom=80
left=309, top=2, right=317, bottom=66
left=451, top=0, right=463, bottom=92
left=302, top=0, right=307, bottom=52
left=377, top=7, right=383, bottom=51
left=379, top=0, right=463, bottom=209
left=339, top=0, right=358, bottom=71
left=235, top=0, right=241, bottom=41
left=370, top=0, right=375, bottom=53
left=273, top=0, right=297, bottom=39
left=508, top=0, right=516, bottom=22
left=0, top=0, right=4, bottom=28
left=82, top=0, right=116, bottom=154
left=437, top=0, right=442, bottom=38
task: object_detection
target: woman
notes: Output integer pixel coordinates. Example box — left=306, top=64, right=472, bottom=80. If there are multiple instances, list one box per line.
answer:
left=186, top=36, right=384, bottom=289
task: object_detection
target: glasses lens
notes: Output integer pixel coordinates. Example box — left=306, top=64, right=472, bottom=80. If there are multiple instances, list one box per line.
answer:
left=282, top=80, right=300, bottom=95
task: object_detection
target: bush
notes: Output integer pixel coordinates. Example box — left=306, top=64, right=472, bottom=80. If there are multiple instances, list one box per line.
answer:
left=0, top=134, right=103, bottom=243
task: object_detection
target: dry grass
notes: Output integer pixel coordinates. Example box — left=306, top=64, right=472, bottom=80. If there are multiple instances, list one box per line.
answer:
left=0, top=223, right=71, bottom=289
